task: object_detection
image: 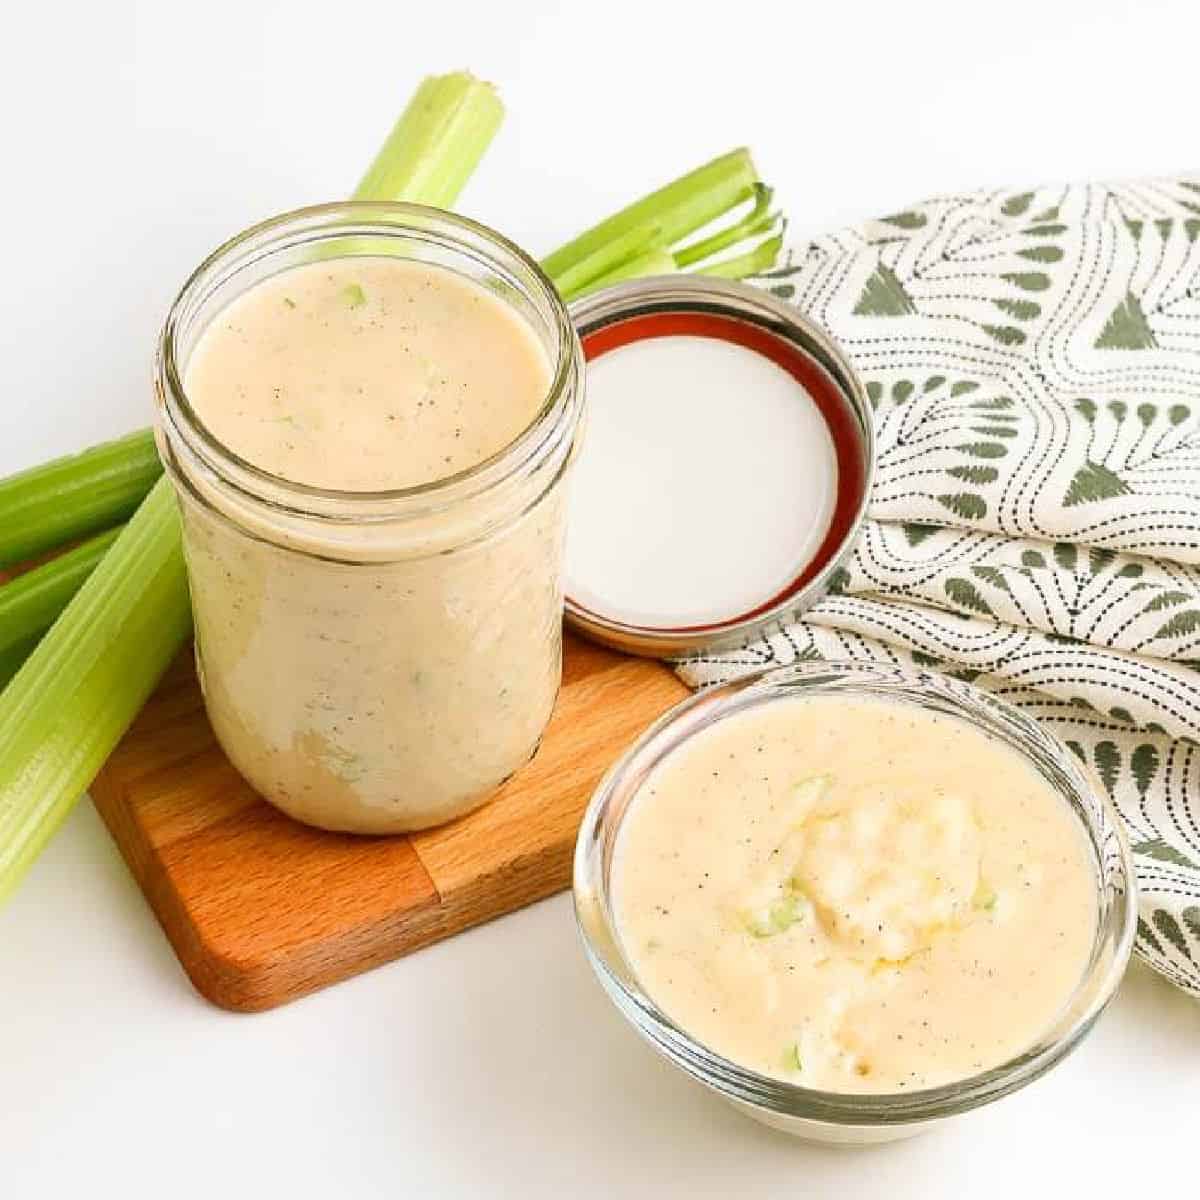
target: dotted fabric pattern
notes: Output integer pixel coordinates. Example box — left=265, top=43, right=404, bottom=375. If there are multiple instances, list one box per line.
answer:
left=676, top=179, right=1200, bottom=998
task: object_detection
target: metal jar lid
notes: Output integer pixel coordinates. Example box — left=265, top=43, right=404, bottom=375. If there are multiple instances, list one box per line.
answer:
left=564, top=276, right=874, bottom=658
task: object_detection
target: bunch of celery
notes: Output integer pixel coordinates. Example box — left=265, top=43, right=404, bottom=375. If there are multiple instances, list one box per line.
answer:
left=0, top=71, right=782, bottom=904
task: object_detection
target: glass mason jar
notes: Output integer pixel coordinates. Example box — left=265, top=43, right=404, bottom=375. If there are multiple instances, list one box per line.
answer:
left=154, top=203, right=585, bottom=834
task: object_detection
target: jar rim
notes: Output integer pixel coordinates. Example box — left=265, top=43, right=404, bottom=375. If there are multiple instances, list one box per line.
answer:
left=155, top=200, right=582, bottom=524
left=573, top=659, right=1137, bottom=1127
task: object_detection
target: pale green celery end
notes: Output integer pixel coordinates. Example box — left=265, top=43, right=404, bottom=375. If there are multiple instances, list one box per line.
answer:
left=0, top=526, right=122, bottom=654
left=571, top=248, right=678, bottom=299
left=540, top=148, right=758, bottom=282
left=0, top=479, right=191, bottom=903
left=696, top=233, right=784, bottom=280
left=352, top=73, right=503, bottom=208
left=553, top=220, right=665, bottom=301
left=672, top=180, right=772, bottom=265
left=672, top=182, right=775, bottom=268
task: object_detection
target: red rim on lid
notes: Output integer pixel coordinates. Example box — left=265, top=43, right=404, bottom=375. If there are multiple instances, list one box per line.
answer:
left=564, top=277, right=874, bottom=658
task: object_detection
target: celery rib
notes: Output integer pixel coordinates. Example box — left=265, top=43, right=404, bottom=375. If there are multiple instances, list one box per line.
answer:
left=0, top=481, right=189, bottom=901
left=696, top=232, right=785, bottom=281
left=569, top=247, right=679, bottom=299
left=673, top=183, right=778, bottom=268
left=0, top=72, right=505, bottom=907
left=0, top=526, right=121, bottom=658
left=540, top=148, right=759, bottom=285
left=0, top=429, right=160, bottom=568
left=553, top=220, right=664, bottom=302
left=354, top=73, right=502, bottom=211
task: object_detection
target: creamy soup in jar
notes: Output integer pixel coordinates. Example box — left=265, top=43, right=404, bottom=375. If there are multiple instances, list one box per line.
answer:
left=176, top=254, right=566, bottom=833
left=614, top=696, right=1098, bottom=1093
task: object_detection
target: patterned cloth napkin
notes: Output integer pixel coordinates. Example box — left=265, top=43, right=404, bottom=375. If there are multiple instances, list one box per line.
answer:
left=676, top=178, right=1200, bottom=998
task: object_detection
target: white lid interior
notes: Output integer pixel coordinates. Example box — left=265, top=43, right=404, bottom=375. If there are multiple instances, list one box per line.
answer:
left=565, top=332, right=838, bottom=635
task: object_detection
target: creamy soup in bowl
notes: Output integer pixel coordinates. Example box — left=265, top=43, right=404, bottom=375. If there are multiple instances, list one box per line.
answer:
left=573, top=661, right=1135, bottom=1143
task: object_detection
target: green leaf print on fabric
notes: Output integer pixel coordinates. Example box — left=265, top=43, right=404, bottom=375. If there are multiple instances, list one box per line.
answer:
left=827, top=567, right=851, bottom=595
left=892, top=380, right=915, bottom=404
left=993, top=298, right=1041, bottom=321
left=982, top=324, right=1026, bottom=346
left=866, top=381, right=883, bottom=408
left=936, top=493, right=987, bottom=520
left=949, top=381, right=979, bottom=397
left=957, top=441, right=1008, bottom=459
left=1138, top=917, right=1165, bottom=956
left=1141, top=590, right=1191, bottom=613
left=1133, top=838, right=1200, bottom=870
left=1094, top=741, right=1121, bottom=793
left=1001, top=192, right=1034, bottom=217
left=1185, top=908, right=1200, bottom=942
left=944, top=577, right=995, bottom=616
left=1132, top=744, right=1161, bottom=795
left=1021, top=549, right=1047, bottom=569
left=1025, top=223, right=1068, bottom=237
left=1053, top=542, right=1078, bottom=572
left=1063, top=461, right=1132, bottom=506
left=881, top=210, right=928, bottom=229
left=1096, top=292, right=1158, bottom=349
left=903, top=523, right=938, bottom=547
left=1000, top=271, right=1052, bottom=292
left=1153, top=911, right=1193, bottom=961
left=1088, top=546, right=1117, bottom=575
left=971, top=564, right=1012, bottom=593
left=1154, top=610, right=1200, bottom=639
left=854, top=263, right=916, bottom=316
left=946, top=465, right=999, bottom=483
left=1017, top=244, right=1064, bottom=262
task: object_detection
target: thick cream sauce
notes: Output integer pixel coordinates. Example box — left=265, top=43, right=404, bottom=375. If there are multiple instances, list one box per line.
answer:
left=186, top=257, right=551, bottom=490
left=615, top=697, right=1097, bottom=1093
left=177, top=256, right=563, bottom=833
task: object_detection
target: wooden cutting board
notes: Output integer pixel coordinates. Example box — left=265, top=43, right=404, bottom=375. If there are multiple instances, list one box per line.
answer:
left=89, top=633, right=687, bottom=1012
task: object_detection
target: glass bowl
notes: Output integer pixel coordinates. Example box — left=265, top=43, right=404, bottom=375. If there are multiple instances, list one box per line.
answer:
left=572, top=661, right=1136, bottom=1144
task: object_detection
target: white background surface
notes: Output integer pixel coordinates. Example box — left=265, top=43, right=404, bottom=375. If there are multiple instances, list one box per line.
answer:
left=2, top=2, right=1198, bottom=1196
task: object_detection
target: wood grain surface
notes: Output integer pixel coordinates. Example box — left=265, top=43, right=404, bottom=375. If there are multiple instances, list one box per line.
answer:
left=89, top=633, right=688, bottom=1012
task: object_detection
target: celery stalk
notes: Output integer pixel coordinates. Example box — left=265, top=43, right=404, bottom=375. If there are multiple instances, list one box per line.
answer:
left=540, top=148, right=759, bottom=283
left=0, top=483, right=189, bottom=902
left=696, top=232, right=785, bottom=280
left=673, top=183, right=778, bottom=268
left=0, top=73, right=504, bottom=906
left=0, top=527, right=121, bottom=660
left=0, top=430, right=160, bottom=568
left=354, top=73, right=502, bottom=210
left=552, top=220, right=664, bottom=302
left=570, top=247, right=679, bottom=299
